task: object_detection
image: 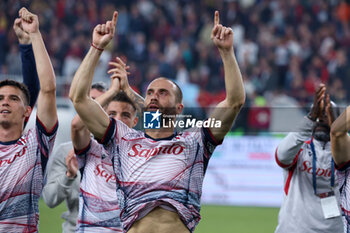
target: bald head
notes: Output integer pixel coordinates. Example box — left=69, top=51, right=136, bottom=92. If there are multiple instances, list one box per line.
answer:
left=148, top=78, right=183, bottom=104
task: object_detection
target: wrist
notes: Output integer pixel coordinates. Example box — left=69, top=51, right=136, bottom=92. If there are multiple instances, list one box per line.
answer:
left=106, top=87, right=119, bottom=98
left=91, top=43, right=104, bottom=52
left=219, top=49, right=235, bottom=60
left=18, top=39, right=31, bottom=45
left=66, top=170, right=77, bottom=179
left=29, top=31, right=41, bottom=40
left=307, top=112, right=317, bottom=121
left=124, top=84, right=133, bottom=94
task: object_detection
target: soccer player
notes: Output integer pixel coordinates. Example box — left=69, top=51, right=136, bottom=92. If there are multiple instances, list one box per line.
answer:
left=72, top=93, right=138, bottom=232
left=69, top=10, right=245, bottom=233
left=0, top=7, right=58, bottom=232
left=330, top=94, right=350, bottom=232
left=71, top=59, right=139, bottom=232
left=275, top=84, right=343, bottom=233
left=42, top=82, right=107, bottom=233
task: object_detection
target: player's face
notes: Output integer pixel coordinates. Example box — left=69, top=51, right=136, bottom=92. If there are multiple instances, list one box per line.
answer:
left=313, top=112, right=330, bottom=141
left=90, top=88, right=104, bottom=100
left=106, top=101, right=138, bottom=128
left=0, top=86, right=30, bottom=128
left=144, top=79, right=181, bottom=115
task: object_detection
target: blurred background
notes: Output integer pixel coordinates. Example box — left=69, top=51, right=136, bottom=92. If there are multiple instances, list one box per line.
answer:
left=2, top=0, right=350, bottom=232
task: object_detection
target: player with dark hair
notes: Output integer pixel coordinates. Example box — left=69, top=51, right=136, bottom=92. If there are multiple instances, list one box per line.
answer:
left=70, top=10, right=245, bottom=233
left=42, top=82, right=107, bottom=233
left=91, top=81, right=108, bottom=94
left=275, top=84, right=343, bottom=233
left=71, top=58, right=140, bottom=232
left=0, top=8, right=58, bottom=232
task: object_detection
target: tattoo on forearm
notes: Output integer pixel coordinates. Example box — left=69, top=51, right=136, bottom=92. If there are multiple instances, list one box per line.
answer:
left=127, top=89, right=144, bottom=114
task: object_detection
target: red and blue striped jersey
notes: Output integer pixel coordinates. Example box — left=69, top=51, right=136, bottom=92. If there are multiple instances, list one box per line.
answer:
left=0, top=117, right=58, bottom=233
left=75, top=139, right=122, bottom=232
left=99, top=118, right=221, bottom=232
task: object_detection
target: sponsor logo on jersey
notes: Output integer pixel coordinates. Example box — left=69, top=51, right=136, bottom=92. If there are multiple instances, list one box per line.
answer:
left=94, top=164, right=116, bottom=183
left=301, top=160, right=332, bottom=177
left=0, top=146, right=27, bottom=167
left=128, top=143, right=185, bottom=160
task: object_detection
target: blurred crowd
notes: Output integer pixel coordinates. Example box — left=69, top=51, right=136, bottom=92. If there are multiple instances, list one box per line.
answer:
left=1, top=0, right=350, bottom=131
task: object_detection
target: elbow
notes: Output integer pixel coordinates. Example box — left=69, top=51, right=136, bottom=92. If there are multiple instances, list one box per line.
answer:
left=227, top=95, right=246, bottom=110
left=237, top=96, right=246, bottom=109
left=71, top=116, right=83, bottom=132
left=330, top=125, right=347, bottom=138
left=42, top=191, right=59, bottom=208
left=68, top=86, right=78, bottom=103
left=45, top=200, right=57, bottom=209
left=71, top=119, right=79, bottom=131
left=69, top=89, right=87, bottom=106
left=69, top=92, right=85, bottom=106
left=69, top=90, right=76, bottom=103
left=41, top=85, right=56, bottom=96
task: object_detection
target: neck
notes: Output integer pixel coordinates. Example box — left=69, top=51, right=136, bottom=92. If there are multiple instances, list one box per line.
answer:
left=145, top=127, right=175, bottom=139
left=0, top=124, right=23, bottom=142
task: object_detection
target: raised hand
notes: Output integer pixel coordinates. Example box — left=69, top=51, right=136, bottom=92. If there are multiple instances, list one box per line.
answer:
left=309, top=84, right=326, bottom=121
left=65, top=150, right=78, bottom=178
left=19, top=7, right=39, bottom=34
left=211, top=11, right=234, bottom=52
left=92, top=11, right=118, bottom=50
left=107, top=57, right=130, bottom=92
left=325, top=94, right=335, bottom=126
left=13, top=18, right=31, bottom=44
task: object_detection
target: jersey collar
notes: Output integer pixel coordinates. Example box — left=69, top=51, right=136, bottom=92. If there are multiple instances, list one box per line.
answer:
left=0, top=138, right=20, bottom=145
left=144, top=131, right=177, bottom=141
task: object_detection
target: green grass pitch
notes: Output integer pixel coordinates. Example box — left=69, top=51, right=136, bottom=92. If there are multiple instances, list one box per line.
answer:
left=39, top=199, right=279, bottom=232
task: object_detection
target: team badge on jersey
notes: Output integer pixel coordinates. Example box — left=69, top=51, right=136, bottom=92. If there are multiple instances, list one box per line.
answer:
left=143, top=110, right=161, bottom=129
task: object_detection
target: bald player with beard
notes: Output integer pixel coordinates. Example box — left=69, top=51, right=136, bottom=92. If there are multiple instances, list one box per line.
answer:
left=69, top=10, right=245, bottom=233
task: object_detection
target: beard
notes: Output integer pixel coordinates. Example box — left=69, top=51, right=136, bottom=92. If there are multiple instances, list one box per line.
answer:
left=313, top=131, right=330, bottom=142
left=161, top=107, right=177, bottom=116
left=146, top=102, right=177, bottom=116
left=0, top=120, right=11, bottom=129
left=313, top=123, right=330, bottom=142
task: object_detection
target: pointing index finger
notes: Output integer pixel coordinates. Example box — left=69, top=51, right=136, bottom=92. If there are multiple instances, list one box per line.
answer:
left=112, top=11, right=118, bottom=27
left=214, top=11, right=219, bottom=25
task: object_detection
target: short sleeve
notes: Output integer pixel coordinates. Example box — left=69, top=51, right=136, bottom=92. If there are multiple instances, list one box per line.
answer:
left=36, top=117, right=58, bottom=173
left=74, top=140, right=92, bottom=169
left=97, top=118, right=134, bottom=153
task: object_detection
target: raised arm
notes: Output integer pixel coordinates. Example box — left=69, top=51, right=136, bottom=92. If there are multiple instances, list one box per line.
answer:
left=20, top=8, right=57, bottom=130
left=71, top=77, right=120, bottom=150
left=277, top=85, right=325, bottom=167
left=13, top=18, right=40, bottom=109
left=69, top=11, right=118, bottom=140
left=330, top=104, right=350, bottom=167
left=276, top=118, right=315, bottom=167
left=208, top=11, right=245, bottom=142
left=108, top=57, right=145, bottom=112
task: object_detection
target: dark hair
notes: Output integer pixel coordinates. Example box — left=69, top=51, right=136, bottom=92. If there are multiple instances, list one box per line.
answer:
left=91, top=82, right=107, bottom=92
left=0, top=79, right=30, bottom=106
left=110, top=92, right=137, bottom=113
